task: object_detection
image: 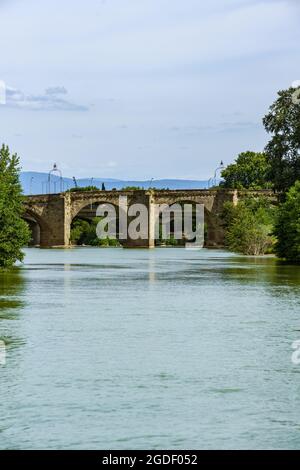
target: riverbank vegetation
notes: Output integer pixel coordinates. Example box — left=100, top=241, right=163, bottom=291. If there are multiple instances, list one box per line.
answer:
left=0, top=145, right=30, bottom=268
left=220, top=84, right=300, bottom=261
left=273, top=182, right=300, bottom=262
left=222, top=197, right=276, bottom=256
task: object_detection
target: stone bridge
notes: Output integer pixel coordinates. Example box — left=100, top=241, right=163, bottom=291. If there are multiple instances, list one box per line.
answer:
left=23, top=189, right=275, bottom=248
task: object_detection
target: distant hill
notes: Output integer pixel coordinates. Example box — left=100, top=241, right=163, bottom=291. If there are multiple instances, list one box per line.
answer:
left=20, top=172, right=209, bottom=194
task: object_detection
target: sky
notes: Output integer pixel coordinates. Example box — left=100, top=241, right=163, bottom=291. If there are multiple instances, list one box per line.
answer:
left=0, top=0, right=299, bottom=180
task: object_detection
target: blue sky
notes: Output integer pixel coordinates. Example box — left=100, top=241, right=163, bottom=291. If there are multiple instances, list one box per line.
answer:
left=0, top=0, right=299, bottom=179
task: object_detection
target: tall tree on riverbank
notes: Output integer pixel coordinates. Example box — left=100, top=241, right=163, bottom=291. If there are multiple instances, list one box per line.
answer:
left=221, top=151, right=272, bottom=189
left=263, top=86, right=300, bottom=193
left=0, top=145, right=30, bottom=268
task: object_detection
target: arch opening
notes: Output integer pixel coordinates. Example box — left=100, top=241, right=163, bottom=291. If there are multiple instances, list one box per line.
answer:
left=154, top=200, right=213, bottom=247
left=70, top=201, right=123, bottom=247
left=23, top=213, right=41, bottom=246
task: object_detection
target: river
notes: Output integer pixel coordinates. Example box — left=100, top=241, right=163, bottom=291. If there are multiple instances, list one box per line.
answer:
left=1, top=247, right=300, bottom=449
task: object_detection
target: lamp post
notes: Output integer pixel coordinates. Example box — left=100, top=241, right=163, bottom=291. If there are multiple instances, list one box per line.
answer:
left=149, top=177, right=154, bottom=189
left=29, top=176, right=34, bottom=195
left=89, top=177, right=94, bottom=209
left=213, top=160, right=224, bottom=187
left=48, top=163, right=64, bottom=194
left=207, top=177, right=213, bottom=189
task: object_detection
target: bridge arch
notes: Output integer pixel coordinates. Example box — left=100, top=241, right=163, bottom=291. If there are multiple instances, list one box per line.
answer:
left=151, top=195, right=223, bottom=247
left=70, top=199, right=126, bottom=246
left=22, top=209, right=49, bottom=247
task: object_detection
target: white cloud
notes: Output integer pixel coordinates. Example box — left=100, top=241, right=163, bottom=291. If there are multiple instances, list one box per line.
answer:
left=45, top=86, right=68, bottom=96
left=5, top=86, right=88, bottom=111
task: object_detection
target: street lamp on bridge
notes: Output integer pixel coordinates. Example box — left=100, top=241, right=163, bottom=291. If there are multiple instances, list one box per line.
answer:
left=29, top=176, right=34, bottom=195
left=207, top=161, right=225, bottom=188
left=47, top=163, right=64, bottom=194
left=213, top=160, right=224, bottom=186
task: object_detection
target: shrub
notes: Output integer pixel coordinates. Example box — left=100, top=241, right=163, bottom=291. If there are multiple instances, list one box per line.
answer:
left=223, top=197, right=276, bottom=255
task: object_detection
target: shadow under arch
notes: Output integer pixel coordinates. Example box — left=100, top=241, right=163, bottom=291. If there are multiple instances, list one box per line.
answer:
left=22, top=209, right=48, bottom=247
left=203, top=206, right=224, bottom=247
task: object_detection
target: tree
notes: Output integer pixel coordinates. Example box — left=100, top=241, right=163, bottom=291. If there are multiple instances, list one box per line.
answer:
left=263, top=86, right=300, bottom=193
left=221, top=151, right=272, bottom=189
left=0, top=145, right=30, bottom=268
left=273, top=181, right=300, bottom=262
left=70, top=219, right=91, bottom=245
left=222, top=197, right=276, bottom=255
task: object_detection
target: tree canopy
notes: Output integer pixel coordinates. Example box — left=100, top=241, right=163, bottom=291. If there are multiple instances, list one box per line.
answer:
left=0, top=145, right=30, bottom=268
left=221, top=151, right=272, bottom=189
left=263, top=86, right=300, bottom=193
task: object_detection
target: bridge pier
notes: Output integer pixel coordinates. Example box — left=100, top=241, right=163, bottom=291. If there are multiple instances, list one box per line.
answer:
left=24, top=194, right=71, bottom=248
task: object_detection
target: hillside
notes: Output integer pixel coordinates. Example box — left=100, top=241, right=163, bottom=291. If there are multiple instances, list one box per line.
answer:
left=21, top=172, right=209, bottom=194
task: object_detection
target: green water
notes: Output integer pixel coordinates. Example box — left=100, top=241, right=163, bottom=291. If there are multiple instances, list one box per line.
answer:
left=1, top=247, right=300, bottom=450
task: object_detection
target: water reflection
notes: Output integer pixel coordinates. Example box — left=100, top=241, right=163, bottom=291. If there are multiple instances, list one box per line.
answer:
left=189, top=255, right=300, bottom=289
left=0, top=268, right=26, bottom=354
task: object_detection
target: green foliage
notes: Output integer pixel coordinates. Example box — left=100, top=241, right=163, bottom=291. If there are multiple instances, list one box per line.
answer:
left=70, top=219, right=90, bottom=244
left=221, top=151, right=272, bottom=189
left=68, top=186, right=100, bottom=192
left=220, top=86, right=300, bottom=259
left=121, top=186, right=144, bottom=190
left=70, top=217, right=120, bottom=247
left=263, top=87, right=300, bottom=193
left=0, top=145, right=30, bottom=268
left=223, top=197, right=276, bottom=255
left=273, top=181, right=300, bottom=261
